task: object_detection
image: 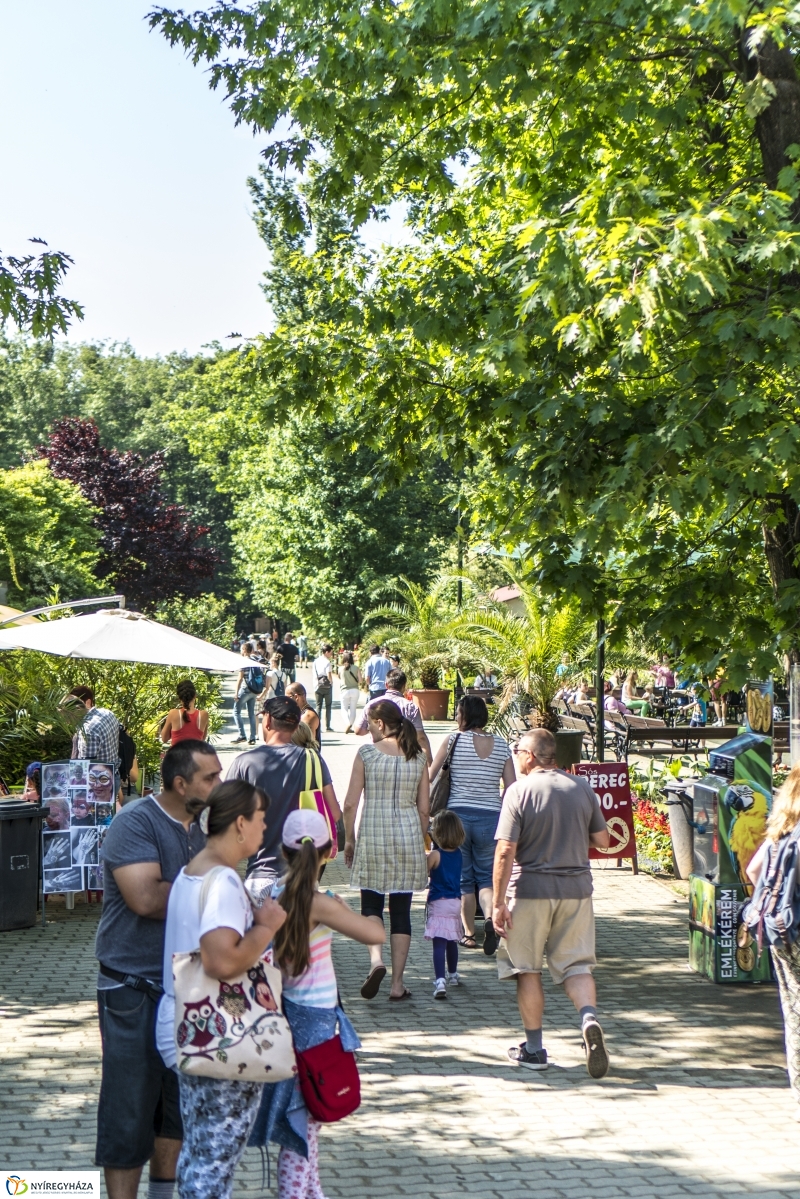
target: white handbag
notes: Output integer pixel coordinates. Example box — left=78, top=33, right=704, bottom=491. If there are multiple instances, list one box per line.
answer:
left=172, top=867, right=296, bottom=1082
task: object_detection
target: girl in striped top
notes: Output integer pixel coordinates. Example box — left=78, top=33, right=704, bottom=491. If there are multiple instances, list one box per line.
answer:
left=256, top=809, right=384, bottom=1199
left=429, top=695, right=515, bottom=955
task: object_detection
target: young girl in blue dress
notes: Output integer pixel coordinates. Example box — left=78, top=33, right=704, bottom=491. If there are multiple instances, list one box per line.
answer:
left=425, top=810, right=466, bottom=1000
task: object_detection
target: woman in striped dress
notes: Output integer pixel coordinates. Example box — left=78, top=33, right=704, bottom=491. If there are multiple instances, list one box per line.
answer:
left=429, top=695, right=515, bottom=954
left=343, top=701, right=429, bottom=1001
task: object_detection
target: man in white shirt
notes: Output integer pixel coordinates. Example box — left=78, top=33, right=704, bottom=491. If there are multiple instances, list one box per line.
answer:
left=312, top=645, right=334, bottom=733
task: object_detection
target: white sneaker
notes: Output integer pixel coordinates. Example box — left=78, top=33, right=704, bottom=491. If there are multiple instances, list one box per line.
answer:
left=433, top=977, right=447, bottom=1000
left=446, top=971, right=460, bottom=987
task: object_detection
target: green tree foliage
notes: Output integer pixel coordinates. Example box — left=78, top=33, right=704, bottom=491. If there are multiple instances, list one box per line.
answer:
left=151, top=0, right=800, bottom=680
left=176, top=371, right=457, bottom=642
left=1, top=240, right=82, bottom=336
left=0, top=460, right=101, bottom=608
left=155, top=593, right=236, bottom=647
left=0, top=336, right=239, bottom=605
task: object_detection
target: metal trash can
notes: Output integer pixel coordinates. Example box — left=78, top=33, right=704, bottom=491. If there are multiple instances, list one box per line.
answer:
left=0, top=800, right=42, bottom=930
left=662, top=780, right=694, bottom=880
left=555, top=729, right=585, bottom=769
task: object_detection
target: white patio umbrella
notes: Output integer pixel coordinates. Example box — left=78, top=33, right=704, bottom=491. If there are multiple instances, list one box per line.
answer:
left=0, top=608, right=245, bottom=671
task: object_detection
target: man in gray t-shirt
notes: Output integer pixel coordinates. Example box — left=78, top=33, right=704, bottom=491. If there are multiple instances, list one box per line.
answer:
left=93, top=741, right=221, bottom=1198
left=225, top=695, right=340, bottom=893
left=492, top=729, right=611, bottom=1079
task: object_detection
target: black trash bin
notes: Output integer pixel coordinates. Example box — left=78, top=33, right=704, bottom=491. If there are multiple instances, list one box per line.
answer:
left=662, top=781, right=694, bottom=880
left=0, top=800, right=42, bottom=930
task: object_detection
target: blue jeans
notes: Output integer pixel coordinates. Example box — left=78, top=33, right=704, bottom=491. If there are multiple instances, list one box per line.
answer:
left=235, top=692, right=257, bottom=740
left=449, top=806, right=501, bottom=893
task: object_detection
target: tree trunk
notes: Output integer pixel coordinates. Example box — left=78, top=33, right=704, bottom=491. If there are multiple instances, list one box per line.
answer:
left=762, top=494, right=800, bottom=596
left=530, top=706, right=560, bottom=733
left=743, top=32, right=800, bottom=612
left=742, top=29, right=800, bottom=203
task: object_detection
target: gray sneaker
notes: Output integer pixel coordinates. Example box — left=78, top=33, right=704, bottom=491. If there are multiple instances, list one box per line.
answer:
left=507, top=1043, right=548, bottom=1070
left=582, top=1019, right=609, bottom=1079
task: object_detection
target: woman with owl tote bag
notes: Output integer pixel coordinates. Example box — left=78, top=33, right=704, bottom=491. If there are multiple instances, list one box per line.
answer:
left=156, top=780, right=287, bottom=1199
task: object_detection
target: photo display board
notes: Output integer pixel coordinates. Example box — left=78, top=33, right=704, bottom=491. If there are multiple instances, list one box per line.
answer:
left=41, top=760, right=114, bottom=892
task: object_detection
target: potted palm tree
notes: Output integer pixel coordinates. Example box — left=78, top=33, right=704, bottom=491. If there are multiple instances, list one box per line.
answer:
left=455, top=571, right=591, bottom=760
left=363, top=575, right=469, bottom=721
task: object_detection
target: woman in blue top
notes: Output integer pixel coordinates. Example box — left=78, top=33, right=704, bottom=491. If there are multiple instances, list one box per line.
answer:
left=424, top=810, right=466, bottom=1000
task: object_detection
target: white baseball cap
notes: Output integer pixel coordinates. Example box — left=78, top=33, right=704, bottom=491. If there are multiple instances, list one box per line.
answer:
left=282, top=808, right=330, bottom=849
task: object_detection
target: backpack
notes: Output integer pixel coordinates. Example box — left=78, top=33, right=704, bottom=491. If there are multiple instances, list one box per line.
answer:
left=118, top=726, right=137, bottom=784
left=274, top=670, right=286, bottom=698
left=742, top=822, right=800, bottom=952
left=244, top=665, right=266, bottom=694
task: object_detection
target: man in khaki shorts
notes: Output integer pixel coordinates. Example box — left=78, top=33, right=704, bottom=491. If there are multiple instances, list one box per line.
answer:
left=492, top=728, right=611, bottom=1077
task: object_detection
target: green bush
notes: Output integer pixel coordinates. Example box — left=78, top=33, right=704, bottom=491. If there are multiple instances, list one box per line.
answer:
left=0, top=649, right=224, bottom=787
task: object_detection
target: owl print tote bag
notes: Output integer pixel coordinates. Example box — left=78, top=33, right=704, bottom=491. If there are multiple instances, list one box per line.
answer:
left=172, top=868, right=296, bottom=1082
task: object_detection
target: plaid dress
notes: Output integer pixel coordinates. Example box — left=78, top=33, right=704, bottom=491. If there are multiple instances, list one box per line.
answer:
left=350, top=744, right=427, bottom=894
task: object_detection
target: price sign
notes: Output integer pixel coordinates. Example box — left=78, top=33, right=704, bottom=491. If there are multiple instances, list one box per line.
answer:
left=574, top=763, right=638, bottom=869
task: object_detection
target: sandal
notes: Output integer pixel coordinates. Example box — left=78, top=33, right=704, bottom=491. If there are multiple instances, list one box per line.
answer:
left=459, top=935, right=478, bottom=949
left=360, top=964, right=387, bottom=999
left=388, top=988, right=412, bottom=1002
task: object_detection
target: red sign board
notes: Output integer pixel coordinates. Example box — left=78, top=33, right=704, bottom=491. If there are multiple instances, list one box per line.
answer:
left=574, top=762, right=638, bottom=867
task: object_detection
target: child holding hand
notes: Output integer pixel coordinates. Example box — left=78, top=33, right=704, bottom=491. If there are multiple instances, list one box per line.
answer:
left=424, top=810, right=466, bottom=1000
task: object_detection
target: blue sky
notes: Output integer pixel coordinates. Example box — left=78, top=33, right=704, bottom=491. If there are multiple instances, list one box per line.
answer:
left=0, top=2, right=289, bottom=356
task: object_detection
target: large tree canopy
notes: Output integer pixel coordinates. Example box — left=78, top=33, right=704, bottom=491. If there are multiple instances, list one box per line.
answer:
left=152, top=0, right=800, bottom=680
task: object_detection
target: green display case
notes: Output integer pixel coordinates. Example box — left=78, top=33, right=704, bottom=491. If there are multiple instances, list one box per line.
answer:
left=688, top=875, right=772, bottom=984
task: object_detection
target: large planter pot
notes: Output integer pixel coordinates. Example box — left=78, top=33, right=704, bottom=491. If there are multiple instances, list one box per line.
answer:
left=411, top=689, right=451, bottom=721
left=554, top=728, right=584, bottom=769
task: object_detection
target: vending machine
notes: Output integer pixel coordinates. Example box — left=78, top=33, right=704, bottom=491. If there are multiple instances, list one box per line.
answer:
left=688, top=681, right=773, bottom=984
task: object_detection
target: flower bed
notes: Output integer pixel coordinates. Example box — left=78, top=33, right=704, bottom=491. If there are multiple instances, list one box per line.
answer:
left=632, top=797, right=674, bottom=874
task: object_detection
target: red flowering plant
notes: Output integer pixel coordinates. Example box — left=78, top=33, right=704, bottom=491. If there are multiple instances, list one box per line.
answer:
left=629, top=761, right=686, bottom=875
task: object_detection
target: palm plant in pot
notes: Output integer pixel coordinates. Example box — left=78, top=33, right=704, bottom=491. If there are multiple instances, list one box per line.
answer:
left=455, top=571, right=592, bottom=736
left=363, top=574, right=471, bottom=720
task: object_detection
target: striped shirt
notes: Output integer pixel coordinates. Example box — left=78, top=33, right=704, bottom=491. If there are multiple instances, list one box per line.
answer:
left=448, top=732, right=511, bottom=812
left=282, top=923, right=337, bottom=1009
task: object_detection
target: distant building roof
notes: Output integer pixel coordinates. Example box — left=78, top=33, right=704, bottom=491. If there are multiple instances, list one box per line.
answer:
left=491, top=585, right=521, bottom=604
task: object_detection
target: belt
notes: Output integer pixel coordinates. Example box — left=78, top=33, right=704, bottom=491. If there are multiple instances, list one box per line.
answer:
left=99, top=964, right=163, bottom=1002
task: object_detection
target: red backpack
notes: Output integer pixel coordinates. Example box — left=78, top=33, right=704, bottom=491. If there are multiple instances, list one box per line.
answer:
left=295, top=1034, right=360, bottom=1123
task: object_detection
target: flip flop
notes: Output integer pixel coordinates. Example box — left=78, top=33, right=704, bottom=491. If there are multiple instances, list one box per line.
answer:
left=360, top=964, right=387, bottom=999
left=388, top=988, right=412, bottom=1002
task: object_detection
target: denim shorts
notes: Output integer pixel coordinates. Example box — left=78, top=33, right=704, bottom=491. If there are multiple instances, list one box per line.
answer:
left=96, top=984, right=182, bottom=1168
left=449, top=805, right=501, bottom=892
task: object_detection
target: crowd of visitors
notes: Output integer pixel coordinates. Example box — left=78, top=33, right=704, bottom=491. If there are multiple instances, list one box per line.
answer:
left=44, top=631, right=796, bottom=1199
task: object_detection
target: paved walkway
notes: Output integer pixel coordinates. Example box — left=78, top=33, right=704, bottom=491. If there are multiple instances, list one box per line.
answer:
left=2, top=692, right=798, bottom=1196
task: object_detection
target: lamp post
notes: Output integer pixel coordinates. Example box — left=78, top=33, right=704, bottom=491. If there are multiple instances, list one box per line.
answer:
left=596, top=615, right=605, bottom=762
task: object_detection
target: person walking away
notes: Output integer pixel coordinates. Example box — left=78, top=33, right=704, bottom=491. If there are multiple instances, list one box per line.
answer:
left=312, top=645, right=334, bottom=733
left=68, top=684, right=123, bottom=802
left=225, top=697, right=340, bottom=902
left=156, top=780, right=286, bottom=1199
left=429, top=695, right=514, bottom=953
left=354, top=669, right=433, bottom=764
left=297, top=633, right=308, bottom=665
left=338, top=651, right=362, bottom=733
left=425, top=811, right=466, bottom=1000
left=278, top=633, right=300, bottom=683
left=286, top=681, right=321, bottom=747
left=233, top=643, right=265, bottom=745
left=253, top=639, right=268, bottom=662
left=746, top=765, right=800, bottom=1115
left=342, top=701, right=429, bottom=1001
left=161, top=681, right=209, bottom=746
left=249, top=810, right=384, bottom=1198
left=492, top=729, right=611, bottom=1077
left=363, top=644, right=390, bottom=700
left=94, top=741, right=222, bottom=1199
